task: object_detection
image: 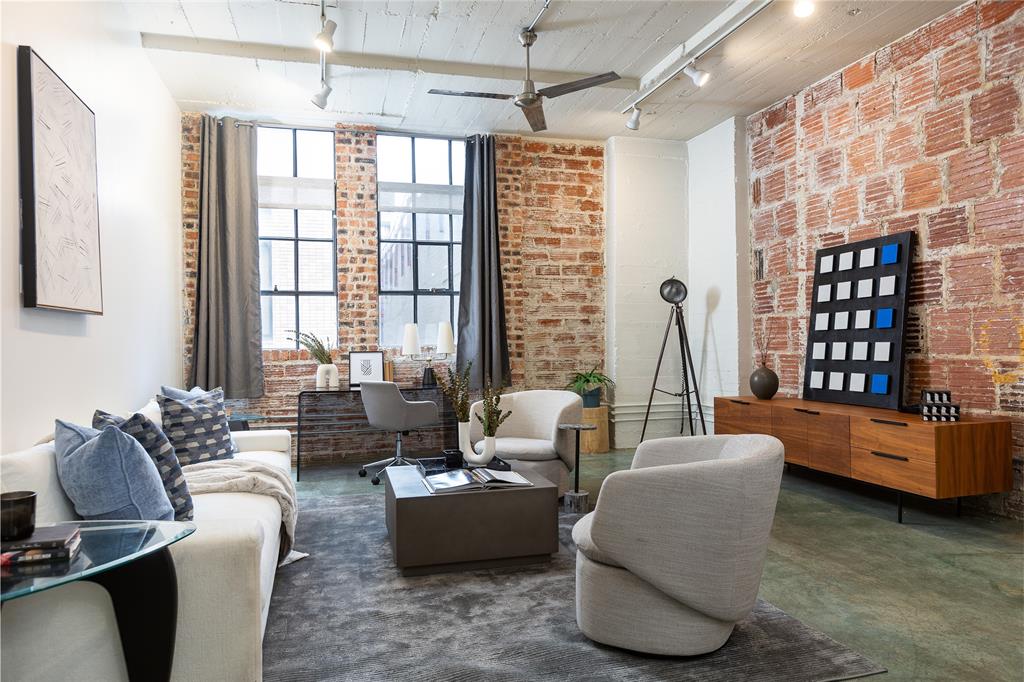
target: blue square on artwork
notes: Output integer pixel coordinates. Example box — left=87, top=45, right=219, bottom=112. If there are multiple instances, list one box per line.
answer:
left=871, top=374, right=889, bottom=394
left=880, top=243, right=899, bottom=265
left=876, top=308, right=894, bottom=328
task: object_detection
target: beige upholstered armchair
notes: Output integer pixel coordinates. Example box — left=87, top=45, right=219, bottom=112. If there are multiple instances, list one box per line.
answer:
left=572, top=434, right=785, bottom=655
left=469, top=390, right=582, bottom=494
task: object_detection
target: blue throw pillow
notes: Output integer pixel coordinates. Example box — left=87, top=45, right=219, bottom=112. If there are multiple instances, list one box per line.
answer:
left=160, top=385, right=208, bottom=401
left=54, top=420, right=174, bottom=521
left=158, top=388, right=235, bottom=466
left=93, top=411, right=194, bottom=522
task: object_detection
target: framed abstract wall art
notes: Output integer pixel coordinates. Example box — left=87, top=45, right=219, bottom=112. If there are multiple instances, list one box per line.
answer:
left=348, top=351, right=385, bottom=390
left=17, top=46, right=103, bottom=314
left=802, top=231, right=914, bottom=410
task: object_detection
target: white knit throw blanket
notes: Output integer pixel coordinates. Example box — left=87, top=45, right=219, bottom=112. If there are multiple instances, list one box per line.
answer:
left=181, top=459, right=306, bottom=565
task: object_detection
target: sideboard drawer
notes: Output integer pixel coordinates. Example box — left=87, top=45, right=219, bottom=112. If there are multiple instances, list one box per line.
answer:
left=714, top=398, right=771, bottom=434
left=851, top=446, right=937, bottom=497
left=850, top=416, right=935, bottom=461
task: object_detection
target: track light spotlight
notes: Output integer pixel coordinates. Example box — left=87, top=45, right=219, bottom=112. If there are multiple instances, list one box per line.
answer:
left=315, top=19, right=337, bottom=52
left=793, top=0, right=815, bottom=18
left=683, top=63, right=710, bottom=88
left=626, top=106, right=642, bottom=131
left=312, top=81, right=332, bottom=109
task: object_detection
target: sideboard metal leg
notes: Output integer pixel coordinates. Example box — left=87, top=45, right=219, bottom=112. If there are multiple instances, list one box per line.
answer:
left=897, top=491, right=903, bottom=524
left=956, top=496, right=962, bottom=517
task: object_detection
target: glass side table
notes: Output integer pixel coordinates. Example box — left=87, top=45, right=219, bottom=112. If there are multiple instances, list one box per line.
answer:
left=2, top=520, right=196, bottom=681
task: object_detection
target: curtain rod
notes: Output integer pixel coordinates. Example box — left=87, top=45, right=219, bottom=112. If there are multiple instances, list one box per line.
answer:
left=213, top=116, right=468, bottom=140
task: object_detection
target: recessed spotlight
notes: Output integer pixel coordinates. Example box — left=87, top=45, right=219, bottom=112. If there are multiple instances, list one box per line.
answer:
left=793, top=0, right=815, bottom=18
left=847, top=7, right=862, bottom=16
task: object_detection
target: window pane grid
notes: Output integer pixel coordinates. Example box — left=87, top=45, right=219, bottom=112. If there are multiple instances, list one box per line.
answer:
left=377, top=134, right=463, bottom=346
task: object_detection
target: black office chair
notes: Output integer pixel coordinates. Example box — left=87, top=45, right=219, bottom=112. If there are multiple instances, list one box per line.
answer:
left=358, top=381, right=439, bottom=485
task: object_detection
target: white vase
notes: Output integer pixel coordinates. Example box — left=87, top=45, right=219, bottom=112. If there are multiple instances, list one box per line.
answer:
left=316, top=363, right=339, bottom=389
left=465, top=435, right=496, bottom=467
left=458, top=421, right=473, bottom=462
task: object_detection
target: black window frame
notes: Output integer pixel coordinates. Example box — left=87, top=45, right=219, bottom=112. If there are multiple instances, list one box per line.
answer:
left=376, top=132, right=464, bottom=348
left=257, top=125, right=338, bottom=351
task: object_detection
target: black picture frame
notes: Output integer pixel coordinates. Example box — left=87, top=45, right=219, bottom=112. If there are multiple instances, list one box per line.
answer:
left=348, top=351, right=385, bottom=390
left=17, top=45, right=103, bottom=314
left=801, top=231, right=915, bottom=410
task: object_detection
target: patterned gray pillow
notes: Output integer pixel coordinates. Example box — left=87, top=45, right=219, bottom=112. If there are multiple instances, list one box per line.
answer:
left=157, top=388, right=235, bottom=466
left=93, top=411, right=194, bottom=522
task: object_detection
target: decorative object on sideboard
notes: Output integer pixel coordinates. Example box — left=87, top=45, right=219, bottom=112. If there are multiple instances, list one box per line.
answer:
left=750, top=318, right=779, bottom=400
left=640, top=277, right=707, bottom=441
left=290, top=331, right=339, bottom=389
left=919, top=389, right=960, bottom=422
left=1, top=491, right=37, bottom=542
left=436, top=362, right=473, bottom=463
left=802, top=232, right=914, bottom=411
left=17, top=46, right=103, bottom=314
left=348, top=351, right=385, bottom=390
left=567, top=366, right=614, bottom=408
left=469, top=382, right=511, bottom=466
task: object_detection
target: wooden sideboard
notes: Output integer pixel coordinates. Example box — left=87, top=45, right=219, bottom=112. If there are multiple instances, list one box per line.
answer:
left=713, top=396, right=1013, bottom=521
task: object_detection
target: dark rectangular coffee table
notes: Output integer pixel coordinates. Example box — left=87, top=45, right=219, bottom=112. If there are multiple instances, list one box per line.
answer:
left=384, top=466, right=559, bottom=576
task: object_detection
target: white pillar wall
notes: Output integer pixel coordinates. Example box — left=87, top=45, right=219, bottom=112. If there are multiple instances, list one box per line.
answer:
left=685, top=117, right=753, bottom=424
left=604, top=136, right=688, bottom=448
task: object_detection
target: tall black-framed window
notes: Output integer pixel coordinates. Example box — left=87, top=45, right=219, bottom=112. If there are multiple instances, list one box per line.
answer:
left=256, top=126, right=338, bottom=350
left=376, top=133, right=466, bottom=348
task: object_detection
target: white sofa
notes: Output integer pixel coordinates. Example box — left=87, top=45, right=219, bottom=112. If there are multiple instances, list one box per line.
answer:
left=0, top=424, right=293, bottom=682
left=469, top=390, right=583, bottom=494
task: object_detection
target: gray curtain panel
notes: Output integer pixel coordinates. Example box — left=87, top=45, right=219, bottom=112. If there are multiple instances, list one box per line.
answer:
left=190, top=115, right=264, bottom=398
left=457, top=134, right=511, bottom=389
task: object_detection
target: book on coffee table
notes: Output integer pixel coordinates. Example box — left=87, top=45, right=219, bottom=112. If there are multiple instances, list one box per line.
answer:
left=422, top=468, right=532, bottom=494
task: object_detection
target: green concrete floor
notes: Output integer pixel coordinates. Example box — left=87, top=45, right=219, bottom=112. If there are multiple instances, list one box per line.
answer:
left=295, top=451, right=1024, bottom=681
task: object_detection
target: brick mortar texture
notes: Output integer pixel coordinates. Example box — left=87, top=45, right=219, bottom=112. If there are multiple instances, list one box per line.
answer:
left=180, top=118, right=605, bottom=464
left=746, top=0, right=1024, bottom=518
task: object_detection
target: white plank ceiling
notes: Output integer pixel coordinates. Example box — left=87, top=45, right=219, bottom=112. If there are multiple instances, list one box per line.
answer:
left=126, top=0, right=959, bottom=140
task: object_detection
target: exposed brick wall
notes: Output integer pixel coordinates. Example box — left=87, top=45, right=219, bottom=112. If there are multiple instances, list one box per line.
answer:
left=179, top=119, right=605, bottom=464
left=747, top=1, right=1024, bottom=518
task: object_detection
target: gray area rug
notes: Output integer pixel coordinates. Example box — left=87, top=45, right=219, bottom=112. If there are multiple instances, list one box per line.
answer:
left=264, top=494, right=885, bottom=681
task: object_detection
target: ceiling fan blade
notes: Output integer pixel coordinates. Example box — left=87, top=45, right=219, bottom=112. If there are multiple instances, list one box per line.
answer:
left=537, top=72, right=621, bottom=99
left=521, top=103, right=547, bottom=132
left=428, top=89, right=513, bottom=100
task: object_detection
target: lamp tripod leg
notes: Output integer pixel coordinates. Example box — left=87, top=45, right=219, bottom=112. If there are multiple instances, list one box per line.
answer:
left=640, top=308, right=676, bottom=443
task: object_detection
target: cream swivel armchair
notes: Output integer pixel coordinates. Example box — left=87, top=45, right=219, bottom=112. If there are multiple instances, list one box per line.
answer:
left=469, top=390, right=582, bottom=494
left=573, top=434, right=785, bottom=655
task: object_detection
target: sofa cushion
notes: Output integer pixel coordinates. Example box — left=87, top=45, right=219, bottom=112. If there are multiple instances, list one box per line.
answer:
left=54, top=421, right=174, bottom=521
left=235, top=450, right=291, bottom=474
left=474, top=437, right=557, bottom=461
left=158, top=389, right=235, bottom=466
left=94, top=411, right=194, bottom=522
left=572, top=512, right=621, bottom=567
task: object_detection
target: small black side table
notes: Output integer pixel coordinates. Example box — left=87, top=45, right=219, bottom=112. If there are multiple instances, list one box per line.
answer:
left=559, top=423, right=597, bottom=513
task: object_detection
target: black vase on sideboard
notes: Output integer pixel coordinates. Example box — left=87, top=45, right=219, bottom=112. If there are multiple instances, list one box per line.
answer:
left=749, top=366, right=779, bottom=400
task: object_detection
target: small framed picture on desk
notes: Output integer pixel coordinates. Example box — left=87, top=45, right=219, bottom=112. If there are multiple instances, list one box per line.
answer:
left=348, top=351, right=385, bottom=390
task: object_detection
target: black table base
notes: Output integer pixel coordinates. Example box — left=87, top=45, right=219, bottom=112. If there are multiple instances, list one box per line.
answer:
left=84, top=547, right=178, bottom=682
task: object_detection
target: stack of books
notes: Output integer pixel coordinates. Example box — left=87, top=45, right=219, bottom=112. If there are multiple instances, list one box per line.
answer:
left=1, top=525, right=81, bottom=579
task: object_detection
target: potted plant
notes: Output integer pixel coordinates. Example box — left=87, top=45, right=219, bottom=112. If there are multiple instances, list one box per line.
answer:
left=470, top=381, right=511, bottom=466
left=567, top=366, right=614, bottom=408
left=289, top=331, right=339, bottom=389
left=436, top=362, right=473, bottom=460
left=750, top=319, right=779, bottom=400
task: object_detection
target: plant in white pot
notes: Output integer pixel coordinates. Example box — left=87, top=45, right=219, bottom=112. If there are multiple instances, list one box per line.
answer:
left=290, top=331, right=339, bottom=389
left=436, top=361, right=473, bottom=461
left=471, top=382, right=512, bottom=466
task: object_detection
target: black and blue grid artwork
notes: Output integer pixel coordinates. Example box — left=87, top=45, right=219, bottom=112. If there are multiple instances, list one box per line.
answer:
left=802, top=231, right=914, bottom=410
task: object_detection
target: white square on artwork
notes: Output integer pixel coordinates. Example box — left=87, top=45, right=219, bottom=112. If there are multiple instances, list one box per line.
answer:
left=836, top=281, right=852, bottom=300
left=812, top=342, right=827, bottom=360
left=879, top=275, right=897, bottom=296
left=849, top=373, right=867, bottom=392
left=874, top=341, right=892, bottom=362
left=855, top=309, right=871, bottom=329
left=817, top=284, right=832, bottom=303
left=828, top=371, right=845, bottom=390
left=857, top=278, right=874, bottom=298
left=852, top=341, right=869, bottom=360
left=838, top=252, right=854, bottom=271
left=832, top=341, right=848, bottom=360
left=810, top=370, right=825, bottom=389
left=834, top=310, right=850, bottom=329
left=815, top=312, right=829, bottom=331
left=860, top=247, right=876, bottom=268
left=820, top=254, right=834, bottom=274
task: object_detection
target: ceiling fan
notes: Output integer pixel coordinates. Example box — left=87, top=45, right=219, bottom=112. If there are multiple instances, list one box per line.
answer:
left=428, top=29, right=620, bottom=132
